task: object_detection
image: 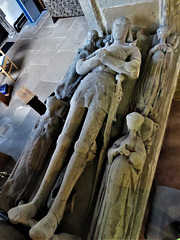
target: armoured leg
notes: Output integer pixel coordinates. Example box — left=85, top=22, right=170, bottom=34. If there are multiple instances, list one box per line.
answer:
left=29, top=106, right=107, bottom=240
left=8, top=103, right=86, bottom=224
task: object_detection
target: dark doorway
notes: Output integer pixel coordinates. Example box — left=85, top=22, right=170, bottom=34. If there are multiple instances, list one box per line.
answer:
left=0, top=24, right=8, bottom=45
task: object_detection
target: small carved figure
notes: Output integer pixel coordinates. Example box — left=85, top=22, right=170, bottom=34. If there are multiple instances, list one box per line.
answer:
left=135, top=26, right=178, bottom=119
left=55, top=29, right=100, bottom=101
left=8, top=17, right=141, bottom=240
left=89, top=112, right=154, bottom=240
left=0, top=96, right=68, bottom=212
left=136, top=28, right=152, bottom=62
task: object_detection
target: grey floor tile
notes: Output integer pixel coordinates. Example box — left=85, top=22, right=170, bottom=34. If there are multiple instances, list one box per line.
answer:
left=8, top=39, right=33, bottom=55
left=34, top=24, right=54, bottom=39
left=31, top=37, right=65, bottom=65
left=42, top=50, right=76, bottom=83
left=33, top=81, right=59, bottom=102
left=50, top=18, right=76, bottom=38
left=13, top=50, right=39, bottom=73
left=75, top=16, right=89, bottom=25
left=60, top=19, right=89, bottom=50
left=41, top=15, right=57, bottom=28
left=12, top=64, right=46, bottom=94
left=26, top=28, right=54, bottom=51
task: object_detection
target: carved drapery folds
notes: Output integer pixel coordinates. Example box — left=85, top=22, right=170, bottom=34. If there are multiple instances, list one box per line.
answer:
left=160, top=0, right=180, bottom=34
left=89, top=113, right=154, bottom=240
left=0, top=12, right=179, bottom=240
left=89, top=24, right=179, bottom=239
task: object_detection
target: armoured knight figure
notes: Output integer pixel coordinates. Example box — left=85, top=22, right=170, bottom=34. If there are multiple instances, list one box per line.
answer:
left=8, top=17, right=141, bottom=240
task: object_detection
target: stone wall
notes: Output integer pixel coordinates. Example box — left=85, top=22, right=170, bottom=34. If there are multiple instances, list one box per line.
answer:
left=79, top=0, right=160, bottom=35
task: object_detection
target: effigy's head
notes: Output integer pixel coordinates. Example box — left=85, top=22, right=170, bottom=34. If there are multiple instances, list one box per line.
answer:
left=126, top=112, right=144, bottom=132
left=112, top=17, right=131, bottom=40
left=86, top=29, right=99, bottom=42
left=157, top=26, right=171, bottom=40
left=46, top=96, right=61, bottom=112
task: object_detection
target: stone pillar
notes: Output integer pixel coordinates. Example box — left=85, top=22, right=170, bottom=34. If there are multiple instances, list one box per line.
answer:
left=78, top=0, right=104, bottom=36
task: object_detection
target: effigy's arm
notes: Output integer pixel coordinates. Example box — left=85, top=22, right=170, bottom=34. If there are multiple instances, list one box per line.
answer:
left=98, top=47, right=141, bottom=79
left=76, top=55, right=101, bottom=75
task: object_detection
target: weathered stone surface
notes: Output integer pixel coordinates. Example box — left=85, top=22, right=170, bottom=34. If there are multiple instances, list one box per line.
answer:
left=0, top=2, right=179, bottom=239
left=7, top=17, right=141, bottom=240
left=79, top=0, right=160, bottom=35
left=101, top=1, right=159, bottom=33
left=0, top=97, right=68, bottom=212
left=89, top=113, right=154, bottom=239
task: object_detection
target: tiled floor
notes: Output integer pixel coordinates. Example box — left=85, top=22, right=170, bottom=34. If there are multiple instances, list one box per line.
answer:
left=0, top=11, right=89, bottom=161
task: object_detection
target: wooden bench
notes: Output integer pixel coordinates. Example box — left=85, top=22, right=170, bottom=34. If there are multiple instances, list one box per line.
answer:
left=16, top=86, right=46, bottom=115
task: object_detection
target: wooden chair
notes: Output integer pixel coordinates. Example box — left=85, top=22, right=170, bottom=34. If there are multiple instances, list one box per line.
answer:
left=0, top=49, right=18, bottom=82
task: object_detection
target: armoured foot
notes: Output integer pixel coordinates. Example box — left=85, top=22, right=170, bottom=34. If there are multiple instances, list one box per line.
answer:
left=29, top=212, right=58, bottom=240
left=8, top=202, right=38, bottom=224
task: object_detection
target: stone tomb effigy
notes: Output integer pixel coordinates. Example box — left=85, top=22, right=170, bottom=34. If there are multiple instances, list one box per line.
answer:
left=0, top=10, right=179, bottom=240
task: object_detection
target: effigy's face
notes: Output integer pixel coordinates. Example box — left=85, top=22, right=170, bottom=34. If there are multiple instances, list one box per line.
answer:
left=112, top=18, right=130, bottom=40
